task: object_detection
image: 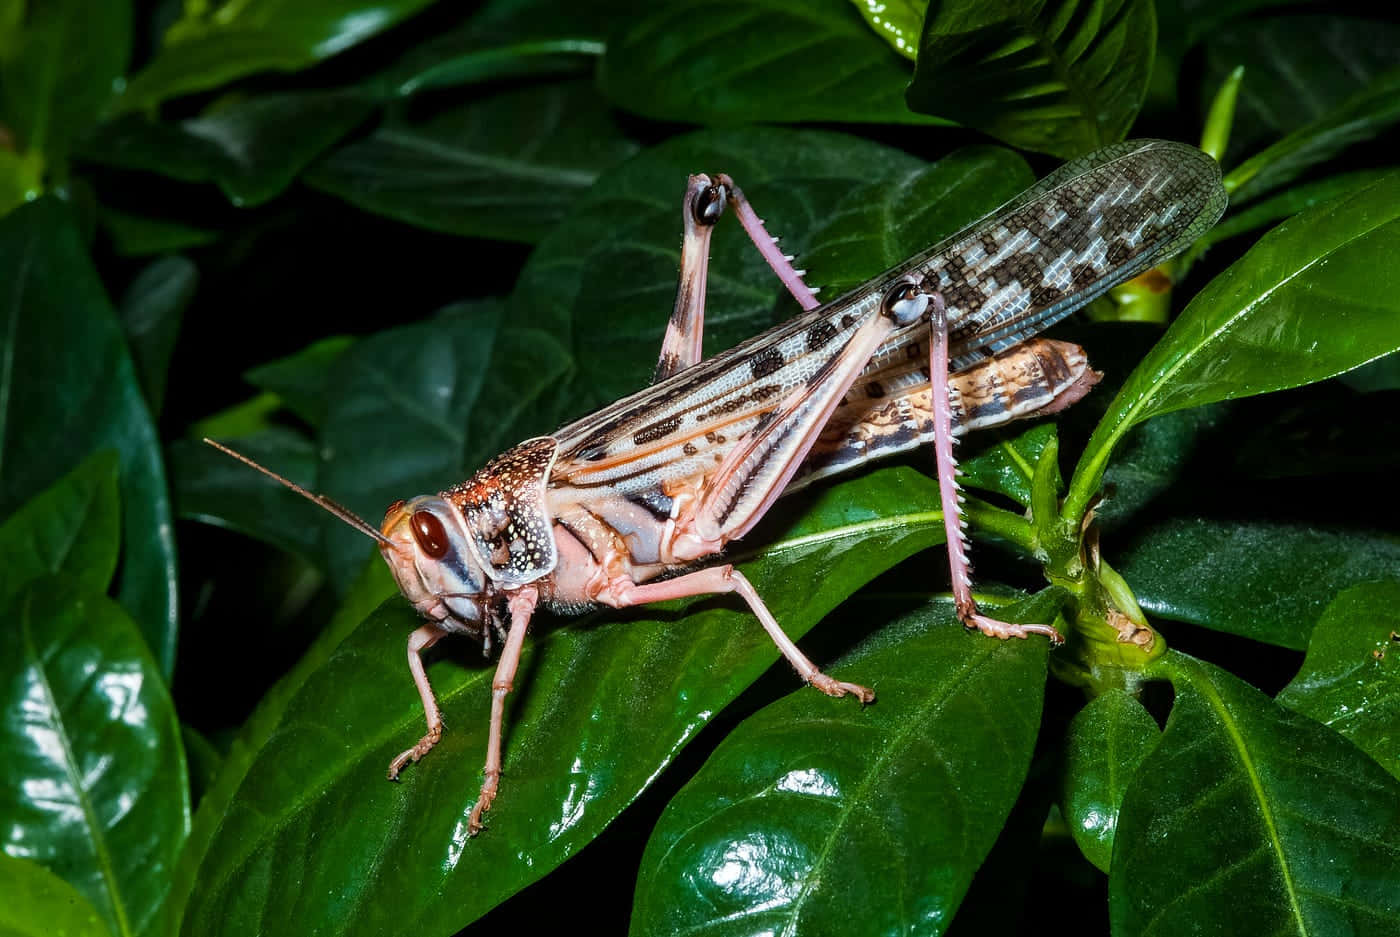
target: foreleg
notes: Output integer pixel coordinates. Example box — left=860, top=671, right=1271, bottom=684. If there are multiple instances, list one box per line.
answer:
left=467, top=586, right=538, bottom=835
left=927, top=293, right=1063, bottom=644
left=387, top=623, right=450, bottom=780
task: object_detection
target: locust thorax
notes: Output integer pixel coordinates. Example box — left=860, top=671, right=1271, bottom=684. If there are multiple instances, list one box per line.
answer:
left=380, top=495, right=489, bottom=631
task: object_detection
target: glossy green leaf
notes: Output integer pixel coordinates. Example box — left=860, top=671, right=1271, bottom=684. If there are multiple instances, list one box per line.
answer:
left=598, top=0, right=938, bottom=125
left=0, top=198, right=178, bottom=676
left=1066, top=171, right=1400, bottom=524
left=98, top=207, right=218, bottom=257
left=847, top=0, right=925, bottom=58
left=0, top=450, right=119, bottom=610
left=1111, top=652, right=1400, bottom=935
left=181, top=725, right=224, bottom=810
left=119, top=256, right=197, bottom=416
left=1058, top=689, right=1159, bottom=872
left=0, top=854, right=112, bottom=937
left=1277, top=582, right=1400, bottom=779
left=0, top=0, right=131, bottom=167
left=958, top=422, right=1058, bottom=508
left=1200, top=16, right=1400, bottom=164
left=120, top=0, right=437, bottom=108
left=169, top=427, right=327, bottom=563
left=242, top=335, right=355, bottom=429
left=632, top=595, right=1052, bottom=937
left=1228, top=67, right=1400, bottom=203
left=0, top=576, right=190, bottom=937
left=160, top=557, right=396, bottom=937
left=373, top=0, right=642, bottom=95
left=306, top=81, right=641, bottom=243
left=1115, top=518, right=1400, bottom=651
left=85, top=89, right=377, bottom=207
left=907, top=0, right=1156, bottom=159
left=177, top=467, right=954, bottom=936
left=1194, top=170, right=1394, bottom=253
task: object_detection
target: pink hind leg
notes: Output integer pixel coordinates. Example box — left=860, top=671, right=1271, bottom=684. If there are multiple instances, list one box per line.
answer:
left=927, top=292, right=1063, bottom=644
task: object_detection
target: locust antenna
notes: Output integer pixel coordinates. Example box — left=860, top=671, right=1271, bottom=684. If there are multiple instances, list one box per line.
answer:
left=203, top=438, right=396, bottom=548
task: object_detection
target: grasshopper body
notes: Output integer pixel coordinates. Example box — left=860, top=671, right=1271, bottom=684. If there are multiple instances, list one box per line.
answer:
left=213, top=139, right=1226, bottom=834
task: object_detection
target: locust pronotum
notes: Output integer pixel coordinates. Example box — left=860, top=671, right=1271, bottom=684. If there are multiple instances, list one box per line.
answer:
left=210, top=139, right=1226, bottom=835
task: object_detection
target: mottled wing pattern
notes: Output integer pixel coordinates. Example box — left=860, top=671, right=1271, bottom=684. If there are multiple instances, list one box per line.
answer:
left=551, top=140, right=1225, bottom=509
left=898, top=139, right=1227, bottom=369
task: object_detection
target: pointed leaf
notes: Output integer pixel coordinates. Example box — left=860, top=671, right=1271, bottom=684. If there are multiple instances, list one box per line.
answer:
left=0, top=854, right=112, bottom=937
left=598, top=0, right=939, bottom=125
left=1278, top=582, right=1400, bottom=779
left=119, top=256, right=197, bottom=417
left=0, top=450, right=120, bottom=610
left=1067, top=171, right=1400, bottom=523
left=1228, top=68, right=1400, bottom=203
left=1111, top=652, right=1400, bottom=935
left=98, top=207, right=218, bottom=258
left=177, top=468, right=952, bottom=936
left=120, top=0, right=437, bottom=108
left=907, top=0, right=1156, bottom=158
left=1058, top=689, right=1159, bottom=872
left=306, top=80, right=641, bottom=243
left=847, top=0, right=925, bottom=59
left=0, top=198, right=178, bottom=676
left=0, top=576, right=190, bottom=937
left=242, top=336, right=355, bottom=429
left=1199, top=15, right=1400, bottom=164
left=0, top=0, right=131, bottom=167
left=1115, top=518, right=1400, bottom=650
left=632, top=595, right=1052, bottom=937
left=85, top=88, right=377, bottom=207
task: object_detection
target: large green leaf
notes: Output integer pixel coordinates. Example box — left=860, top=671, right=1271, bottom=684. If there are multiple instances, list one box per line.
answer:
left=0, top=576, right=190, bottom=937
left=1277, top=582, right=1400, bottom=779
left=83, top=88, right=378, bottom=207
left=120, top=0, right=438, bottom=108
left=1065, top=171, right=1400, bottom=523
left=1191, top=170, right=1394, bottom=255
left=0, top=0, right=131, bottom=168
left=632, top=594, right=1052, bottom=937
left=1199, top=16, right=1400, bottom=164
left=1058, top=689, right=1159, bottom=873
left=0, top=198, right=178, bottom=676
left=0, top=854, right=112, bottom=937
left=0, top=450, right=119, bottom=610
left=306, top=80, right=641, bottom=243
left=1111, top=652, right=1400, bottom=935
left=598, top=0, right=937, bottom=125
left=242, top=335, right=355, bottom=429
left=176, top=468, right=954, bottom=936
left=1227, top=67, right=1400, bottom=203
left=118, top=256, right=197, bottom=417
left=907, top=0, right=1156, bottom=158
left=1113, top=519, right=1400, bottom=651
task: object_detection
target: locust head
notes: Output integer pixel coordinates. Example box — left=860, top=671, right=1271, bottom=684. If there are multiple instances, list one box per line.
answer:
left=379, top=495, right=489, bottom=630
left=201, top=438, right=494, bottom=633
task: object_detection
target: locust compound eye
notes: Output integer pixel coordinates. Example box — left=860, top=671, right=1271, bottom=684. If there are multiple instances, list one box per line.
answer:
left=694, top=183, right=726, bottom=226
left=882, top=281, right=928, bottom=326
left=410, top=510, right=451, bottom=559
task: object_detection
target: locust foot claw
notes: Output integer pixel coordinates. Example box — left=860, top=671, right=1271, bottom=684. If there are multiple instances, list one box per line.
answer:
left=387, top=723, right=443, bottom=780
left=963, top=611, right=1064, bottom=647
left=468, top=772, right=500, bottom=836
left=810, top=672, right=876, bottom=704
